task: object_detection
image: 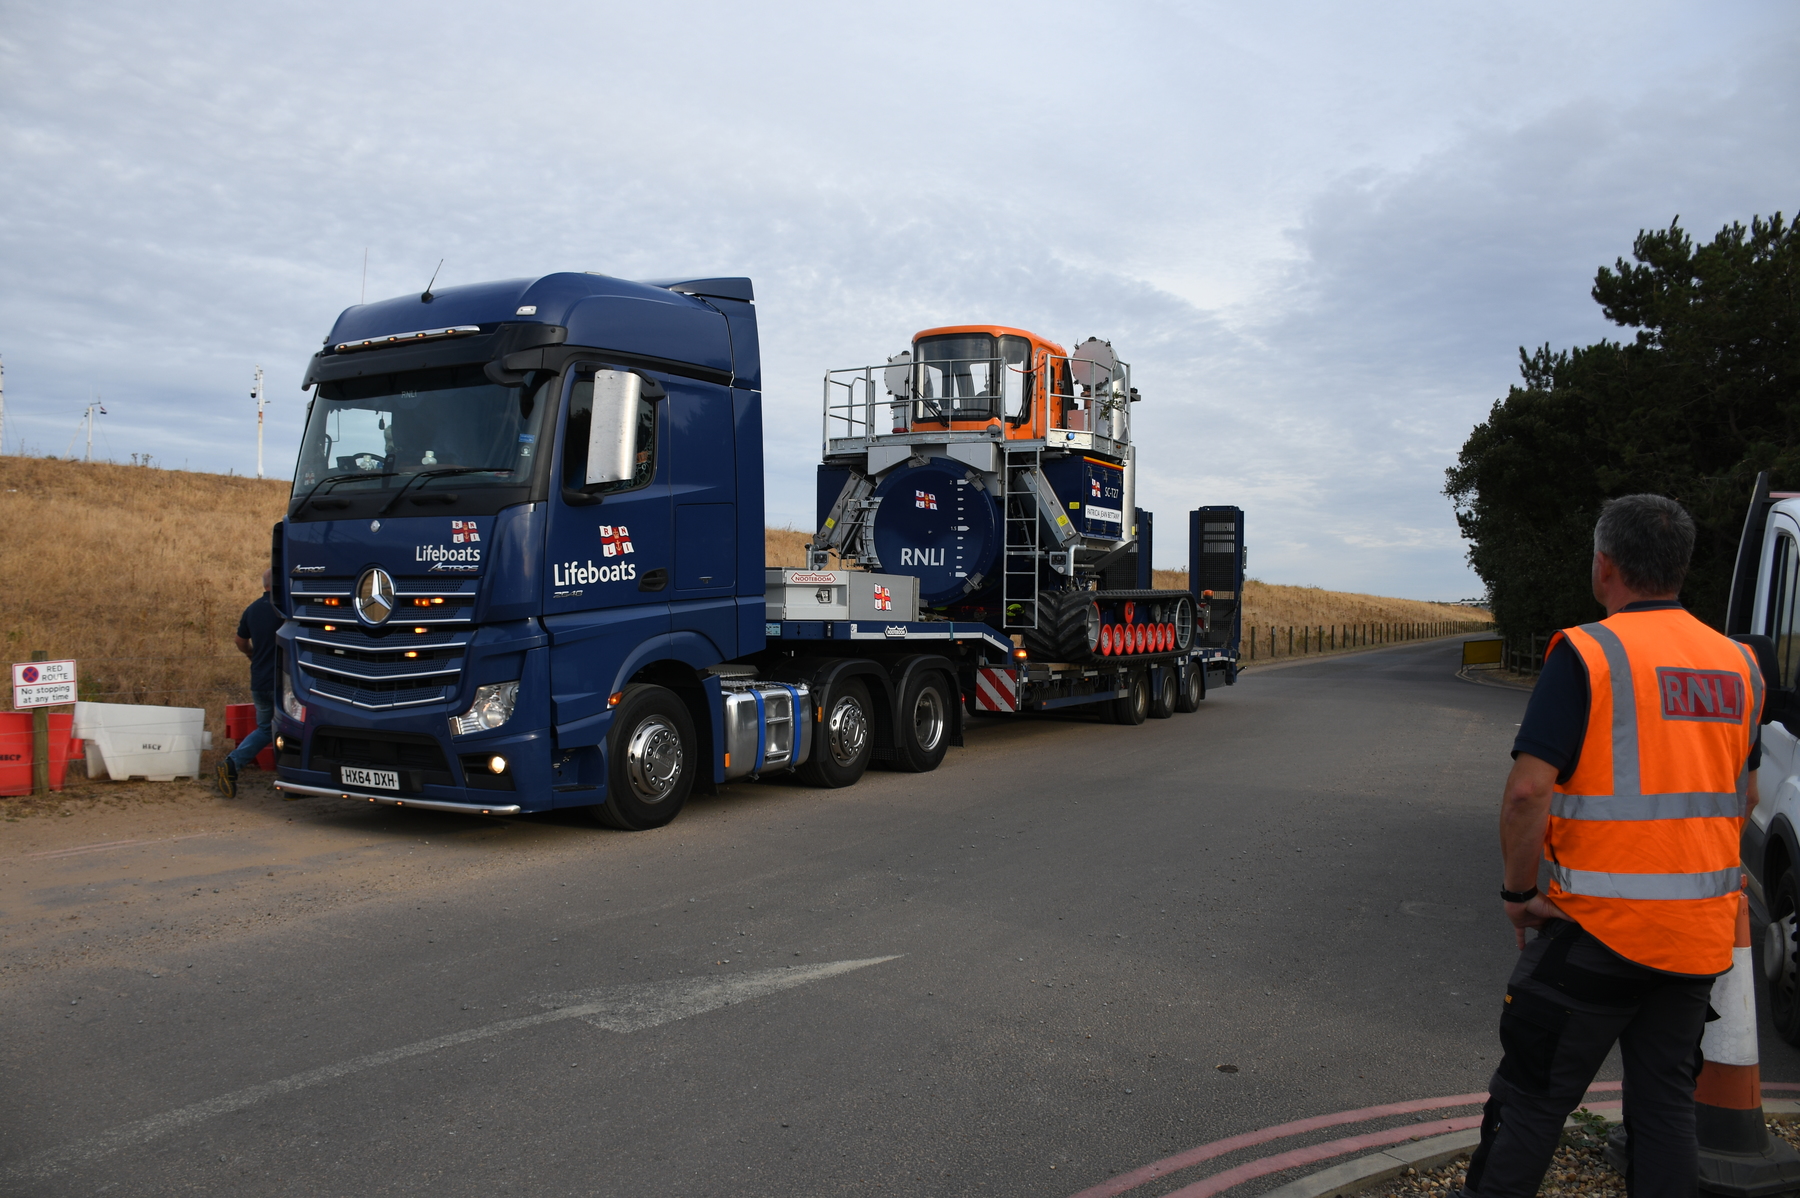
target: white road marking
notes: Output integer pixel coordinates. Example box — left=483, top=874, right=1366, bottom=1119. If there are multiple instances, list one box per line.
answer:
left=1, top=955, right=900, bottom=1183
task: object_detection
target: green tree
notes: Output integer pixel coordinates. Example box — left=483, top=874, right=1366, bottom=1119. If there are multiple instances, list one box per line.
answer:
left=1446, top=213, right=1800, bottom=638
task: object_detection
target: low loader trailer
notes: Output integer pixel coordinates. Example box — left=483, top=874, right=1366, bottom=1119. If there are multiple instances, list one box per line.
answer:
left=270, top=272, right=1243, bottom=829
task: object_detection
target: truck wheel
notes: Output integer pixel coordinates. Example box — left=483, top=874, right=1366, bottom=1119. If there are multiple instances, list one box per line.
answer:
left=895, top=671, right=951, bottom=773
left=797, top=678, right=873, bottom=788
left=1109, top=672, right=1149, bottom=726
left=1149, top=670, right=1176, bottom=719
left=1174, top=664, right=1205, bottom=713
left=597, top=685, right=694, bottom=831
left=1768, top=871, right=1800, bottom=1046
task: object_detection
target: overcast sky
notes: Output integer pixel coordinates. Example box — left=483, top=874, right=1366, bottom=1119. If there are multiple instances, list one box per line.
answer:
left=2, top=1, right=1795, bottom=598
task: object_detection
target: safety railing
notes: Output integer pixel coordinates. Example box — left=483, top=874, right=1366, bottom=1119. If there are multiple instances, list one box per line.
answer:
left=821, top=349, right=1134, bottom=451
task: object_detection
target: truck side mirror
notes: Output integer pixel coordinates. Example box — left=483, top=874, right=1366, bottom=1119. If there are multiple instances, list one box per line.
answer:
left=585, top=370, right=643, bottom=486
left=1731, top=633, right=1780, bottom=721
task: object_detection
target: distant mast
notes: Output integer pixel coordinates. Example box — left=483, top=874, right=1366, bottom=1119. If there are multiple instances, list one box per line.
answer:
left=253, top=365, right=266, bottom=479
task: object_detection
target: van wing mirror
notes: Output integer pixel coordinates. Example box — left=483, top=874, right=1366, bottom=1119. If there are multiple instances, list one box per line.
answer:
left=1731, top=633, right=1780, bottom=720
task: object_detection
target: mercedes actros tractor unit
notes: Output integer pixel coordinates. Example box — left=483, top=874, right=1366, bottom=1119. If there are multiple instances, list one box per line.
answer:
left=268, top=272, right=1243, bottom=829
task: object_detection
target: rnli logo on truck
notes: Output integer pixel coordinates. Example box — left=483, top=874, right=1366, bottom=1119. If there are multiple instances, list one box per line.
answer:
left=1656, top=667, right=1746, bottom=722
left=450, top=520, right=480, bottom=544
left=914, top=490, right=937, bottom=510
left=899, top=548, right=945, bottom=566
left=598, top=525, right=634, bottom=558
left=872, top=585, right=892, bottom=611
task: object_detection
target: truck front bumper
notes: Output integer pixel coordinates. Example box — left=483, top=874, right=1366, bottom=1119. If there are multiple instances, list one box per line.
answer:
left=270, top=779, right=523, bottom=816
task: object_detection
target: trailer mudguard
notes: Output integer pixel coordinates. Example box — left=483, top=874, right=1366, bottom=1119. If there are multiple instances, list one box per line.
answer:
left=888, top=653, right=964, bottom=750
left=769, top=656, right=897, bottom=765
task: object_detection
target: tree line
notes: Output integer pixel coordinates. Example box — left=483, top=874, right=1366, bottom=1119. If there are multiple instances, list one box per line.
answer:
left=1445, top=212, right=1799, bottom=637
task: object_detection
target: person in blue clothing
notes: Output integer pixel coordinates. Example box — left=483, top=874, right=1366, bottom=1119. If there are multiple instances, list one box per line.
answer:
left=217, top=569, right=280, bottom=798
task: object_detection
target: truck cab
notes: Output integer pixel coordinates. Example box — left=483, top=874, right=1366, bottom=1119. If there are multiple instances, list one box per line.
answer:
left=272, top=273, right=766, bottom=827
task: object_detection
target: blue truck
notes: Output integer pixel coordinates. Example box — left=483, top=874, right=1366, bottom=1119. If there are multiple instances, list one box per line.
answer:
left=269, top=272, right=1243, bottom=829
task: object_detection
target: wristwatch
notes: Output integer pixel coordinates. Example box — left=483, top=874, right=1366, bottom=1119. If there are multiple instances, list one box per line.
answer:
left=1500, top=885, right=1538, bottom=903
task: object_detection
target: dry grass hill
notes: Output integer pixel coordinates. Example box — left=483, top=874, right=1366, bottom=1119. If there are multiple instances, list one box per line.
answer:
left=0, top=461, right=1487, bottom=755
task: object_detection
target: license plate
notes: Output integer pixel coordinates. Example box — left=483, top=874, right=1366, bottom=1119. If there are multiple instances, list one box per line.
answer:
left=340, top=766, right=400, bottom=791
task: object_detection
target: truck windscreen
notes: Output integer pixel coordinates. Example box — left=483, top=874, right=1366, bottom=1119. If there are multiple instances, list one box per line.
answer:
left=293, top=365, right=553, bottom=511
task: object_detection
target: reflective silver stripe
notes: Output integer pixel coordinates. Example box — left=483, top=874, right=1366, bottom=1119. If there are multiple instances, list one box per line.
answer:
left=1546, top=863, right=1742, bottom=900
left=1731, top=639, right=1765, bottom=726
left=1551, top=792, right=1746, bottom=821
left=1581, top=622, right=1639, bottom=796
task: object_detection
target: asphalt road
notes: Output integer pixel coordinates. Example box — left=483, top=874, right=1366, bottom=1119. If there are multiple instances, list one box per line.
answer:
left=4, top=637, right=1795, bottom=1197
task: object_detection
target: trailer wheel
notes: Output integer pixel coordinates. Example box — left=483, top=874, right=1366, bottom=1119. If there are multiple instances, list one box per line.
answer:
left=594, top=685, right=694, bottom=830
left=1149, top=670, right=1176, bottom=719
left=1108, top=672, right=1149, bottom=726
left=895, top=671, right=952, bottom=773
left=1175, top=664, right=1205, bottom=713
left=797, top=678, right=873, bottom=788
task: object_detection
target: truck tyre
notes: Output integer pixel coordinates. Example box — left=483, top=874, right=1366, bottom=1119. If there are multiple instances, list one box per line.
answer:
left=895, top=671, right=952, bottom=773
left=596, top=685, right=694, bottom=831
left=1109, top=672, right=1149, bottom=726
left=797, top=677, right=874, bottom=788
left=1149, top=669, right=1176, bottom=719
left=1174, top=664, right=1205, bottom=713
left=1768, top=871, right=1800, bottom=1046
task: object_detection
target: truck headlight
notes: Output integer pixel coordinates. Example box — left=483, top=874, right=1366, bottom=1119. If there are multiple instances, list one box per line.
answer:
left=449, top=682, right=519, bottom=737
left=280, top=671, right=306, bottom=722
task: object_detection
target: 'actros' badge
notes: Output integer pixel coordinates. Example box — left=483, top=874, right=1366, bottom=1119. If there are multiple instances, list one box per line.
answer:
left=354, top=567, right=396, bottom=626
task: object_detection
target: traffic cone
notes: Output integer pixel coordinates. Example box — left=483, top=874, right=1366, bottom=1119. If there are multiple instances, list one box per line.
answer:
left=1605, top=894, right=1800, bottom=1194
left=1691, top=893, right=1800, bottom=1195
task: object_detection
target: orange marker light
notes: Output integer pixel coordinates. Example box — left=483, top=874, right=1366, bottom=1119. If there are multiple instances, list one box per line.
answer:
left=404, top=651, right=418, bottom=659
left=608, top=692, right=624, bottom=708
left=323, top=624, right=336, bottom=631
left=414, top=627, right=427, bottom=634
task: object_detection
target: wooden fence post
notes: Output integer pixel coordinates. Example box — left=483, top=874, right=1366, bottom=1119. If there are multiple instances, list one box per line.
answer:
left=31, top=649, right=49, bottom=798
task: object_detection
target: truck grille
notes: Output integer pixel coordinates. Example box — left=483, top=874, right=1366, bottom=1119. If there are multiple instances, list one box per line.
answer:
left=290, top=576, right=474, bottom=710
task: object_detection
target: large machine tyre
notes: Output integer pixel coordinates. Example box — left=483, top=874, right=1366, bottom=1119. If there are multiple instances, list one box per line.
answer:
left=1149, top=670, right=1176, bottom=719
left=1767, top=870, right=1800, bottom=1046
left=895, top=671, right=952, bottom=773
left=592, top=685, right=694, bottom=831
left=1024, top=591, right=1102, bottom=662
left=1109, top=672, right=1149, bottom=726
left=797, top=677, right=874, bottom=788
left=1174, top=664, right=1205, bottom=713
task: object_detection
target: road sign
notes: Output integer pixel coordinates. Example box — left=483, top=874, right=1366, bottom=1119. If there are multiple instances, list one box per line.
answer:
left=12, top=659, right=76, bottom=708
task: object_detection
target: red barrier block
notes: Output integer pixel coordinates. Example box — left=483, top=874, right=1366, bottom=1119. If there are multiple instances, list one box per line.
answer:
left=0, top=712, right=75, bottom=797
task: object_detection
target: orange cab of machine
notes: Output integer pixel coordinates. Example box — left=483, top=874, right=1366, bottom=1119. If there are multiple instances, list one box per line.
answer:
left=902, top=324, right=1074, bottom=442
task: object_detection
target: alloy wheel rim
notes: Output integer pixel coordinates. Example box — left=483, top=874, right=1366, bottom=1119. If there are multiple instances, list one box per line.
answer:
left=913, top=687, right=944, bottom=753
left=625, top=715, right=683, bottom=803
left=828, top=696, right=868, bottom=765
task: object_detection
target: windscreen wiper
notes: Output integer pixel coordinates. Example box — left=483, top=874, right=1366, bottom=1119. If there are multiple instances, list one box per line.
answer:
left=377, top=466, right=511, bottom=515
left=293, top=471, right=401, bottom=511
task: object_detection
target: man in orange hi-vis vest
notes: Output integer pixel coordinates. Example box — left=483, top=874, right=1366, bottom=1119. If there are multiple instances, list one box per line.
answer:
left=1460, top=495, right=1764, bottom=1198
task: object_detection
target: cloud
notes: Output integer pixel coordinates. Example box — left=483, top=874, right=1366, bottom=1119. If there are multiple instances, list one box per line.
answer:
left=0, top=0, right=1795, bottom=598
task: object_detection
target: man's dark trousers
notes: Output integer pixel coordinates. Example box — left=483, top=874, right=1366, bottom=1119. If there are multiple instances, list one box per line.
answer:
left=1463, top=919, right=1714, bottom=1198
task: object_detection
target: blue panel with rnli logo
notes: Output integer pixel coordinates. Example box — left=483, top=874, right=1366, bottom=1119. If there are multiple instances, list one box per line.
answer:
left=1041, top=454, right=1126, bottom=540
left=868, top=460, right=1001, bottom=607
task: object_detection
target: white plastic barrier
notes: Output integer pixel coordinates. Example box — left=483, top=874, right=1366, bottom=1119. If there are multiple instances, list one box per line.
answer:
left=73, top=702, right=209, bottom=782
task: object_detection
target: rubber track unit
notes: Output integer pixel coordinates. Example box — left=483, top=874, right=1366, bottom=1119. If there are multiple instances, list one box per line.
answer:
left=1025, top=588, right=1195, bottom=664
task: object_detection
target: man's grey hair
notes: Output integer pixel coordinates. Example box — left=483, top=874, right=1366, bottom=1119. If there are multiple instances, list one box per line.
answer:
left=1594, top=494, right=1695, bottom=595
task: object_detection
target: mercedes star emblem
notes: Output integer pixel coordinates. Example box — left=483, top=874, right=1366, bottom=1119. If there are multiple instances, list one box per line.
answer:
left=354, top=567, right=397, bottom=626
